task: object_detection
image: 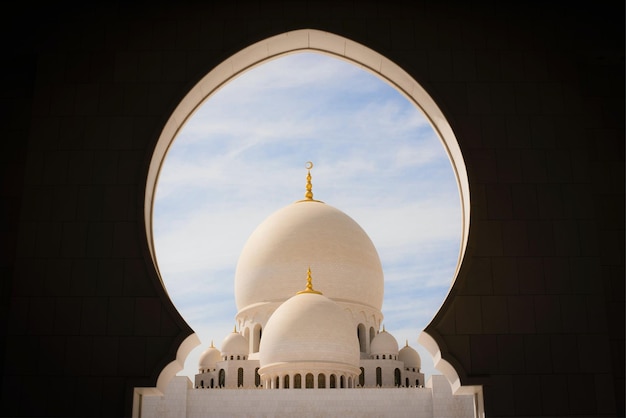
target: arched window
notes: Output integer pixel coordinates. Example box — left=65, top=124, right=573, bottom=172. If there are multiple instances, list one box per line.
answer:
left=394, top=368, right=401, bottom=387
left=357, top=323, right=367, bottom=352
left=253, top=325, right=262, bottom=353
left=244, top=326, right=250, bottom=350
left=218, top=369, right=225, bottom=388
left=318, top=374, right=325, bottom=389
left=416, top=379, right=420, bottom=387
left=359, top=367, right=365, bottom=387
left=238, top=367, right=244, bottom=387
left=330, top=375, right=336, bottom=389
left=255, top=368, right=260, bottom=387
left=306, top=373, right=314, bottom=388
left=294, top=374, right=302, bottom=389
left=340, top=375, right=345, bottom=388
left=376, top=367, right=382, bottom=387
left=406, top=377, right=409, bottom=387
left=284, top=375, right=290, bottom=389
left=200, top=379, right=204, bottom=388
left=382, top=355, right=386, bottom=359
left=210, top=378, right=214, bottom=388
left=275, top=376, right=279, bottom=389
left=237, top=355, right=240, bottom=360
left=230, top=355, right=233, bottom=360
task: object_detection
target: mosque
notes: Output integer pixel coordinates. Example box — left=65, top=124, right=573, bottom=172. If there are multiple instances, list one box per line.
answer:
left=141, top=164, right=477, bottom=417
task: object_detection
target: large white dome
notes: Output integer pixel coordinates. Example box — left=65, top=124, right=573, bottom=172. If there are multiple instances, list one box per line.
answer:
left=259, top=290, right=359, bottom=368
left=234, top=200, right=384, bottom=312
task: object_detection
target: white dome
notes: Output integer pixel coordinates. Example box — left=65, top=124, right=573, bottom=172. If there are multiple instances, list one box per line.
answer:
left=235, top=200, right=384, bottom=312
left=259, top=291, right=359, bottom=368
left=399, top=342, right=421, bottom=369
left=221, top=331, right=249, bottom=357
left=198, top=343, right=221, bottom=370
left=370, top=330, right=399, bottom=356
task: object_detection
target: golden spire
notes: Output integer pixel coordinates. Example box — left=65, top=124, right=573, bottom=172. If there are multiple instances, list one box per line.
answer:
left=296, top=267, right=322, bottom=295
left=304, top=161, right=314, bottom=200
left=297, top=161, right=323, bottom=203
left=405, top=339, right=409, bottom=347
left=233, top=325, right=237, bottom=333
left=210, top=340, right=215, bottom=348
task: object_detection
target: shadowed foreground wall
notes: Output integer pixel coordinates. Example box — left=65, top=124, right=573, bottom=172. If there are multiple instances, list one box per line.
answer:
left=0, top=1, right=623, bottom=417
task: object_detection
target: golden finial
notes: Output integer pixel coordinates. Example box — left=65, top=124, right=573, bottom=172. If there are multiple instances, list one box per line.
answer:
left=405, top=340, right=409, bottom=347
left=233, top=325, right=237, bottom=333
left=210, top=340, right=215, bottom=348
left=297, top=161, right=324, bottom=203
left=382, top=324, right=386, bottom=333
left=304, top=161, right=314, bottom=200
left=296, top=267, right=322, bottom=295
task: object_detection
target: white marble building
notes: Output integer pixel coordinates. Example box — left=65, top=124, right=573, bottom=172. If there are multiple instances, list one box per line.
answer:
left=141, top=165, right=477, bottom=417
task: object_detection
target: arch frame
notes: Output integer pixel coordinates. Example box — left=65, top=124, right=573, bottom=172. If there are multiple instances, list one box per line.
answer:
left=141, top=27, right=476, bottom=408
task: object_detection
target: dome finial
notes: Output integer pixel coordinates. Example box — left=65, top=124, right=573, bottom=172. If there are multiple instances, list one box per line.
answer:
left=210, top=340, right=215, bottom=348
left=297, top=267, right=322, bottom=295
left=304, top=161, right=314, bottom=200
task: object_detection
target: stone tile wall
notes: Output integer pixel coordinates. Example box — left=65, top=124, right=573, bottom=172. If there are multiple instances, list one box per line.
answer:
left=0, top=1, right=622, bottom=416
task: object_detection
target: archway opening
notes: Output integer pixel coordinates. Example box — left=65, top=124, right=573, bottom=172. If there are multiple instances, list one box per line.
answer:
left=154, top=49, right=461, bottom=380
left=138, top=28, right=478, bottom=415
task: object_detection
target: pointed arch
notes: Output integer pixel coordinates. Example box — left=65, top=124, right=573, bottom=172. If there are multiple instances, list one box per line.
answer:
left=145, top=28, right=470, bottom=303
left=141, top=28, right=475, bottom=404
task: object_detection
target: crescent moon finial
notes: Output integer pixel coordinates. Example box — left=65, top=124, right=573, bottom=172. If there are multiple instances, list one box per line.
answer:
left=304, top=161, right=314, bottom=200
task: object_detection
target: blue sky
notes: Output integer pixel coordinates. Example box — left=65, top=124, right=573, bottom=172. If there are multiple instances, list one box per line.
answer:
left=153, top=52, right=462, bottom=380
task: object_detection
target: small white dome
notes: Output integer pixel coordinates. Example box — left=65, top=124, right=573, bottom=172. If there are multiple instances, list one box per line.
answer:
left=221, top=331, right=249, bottom=357
left=234, top=200, right=384, bottom=312
left=259, top=290, right=359, bottom=369
left=198, top=343, right=221, bottom=370
left=370, top=329, right=399, bottom=356
left=399, top=342, right=421, bottom=369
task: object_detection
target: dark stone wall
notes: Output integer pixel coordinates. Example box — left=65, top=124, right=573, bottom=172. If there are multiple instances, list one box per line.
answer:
left=0, top=1, right=623, bottom=416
